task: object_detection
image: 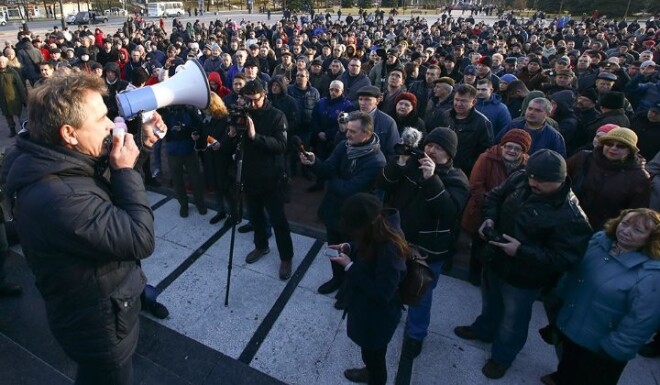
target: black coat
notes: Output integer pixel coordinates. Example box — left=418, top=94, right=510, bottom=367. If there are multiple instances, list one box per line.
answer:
left=2, top=137, right=154, bottom=365
left=482, top=171, right=592, bottom=289
left=220, top=100, right=288, bottom=192
left=434, top=108, right=494, bottom=176
left=378, top=158, right=469, bottom=262
left=345, top=209, right=407, bottom=349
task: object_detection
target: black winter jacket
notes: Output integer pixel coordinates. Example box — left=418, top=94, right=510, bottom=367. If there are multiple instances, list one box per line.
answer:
left=434, top=108, right=494, bottom=176
left=482, top=171, right=592, bottom=289
left=220, top=100, right=288, bottom=192
left=378, top=158, right=469, bottom=262
left=2, top=137, right=154, bottom=365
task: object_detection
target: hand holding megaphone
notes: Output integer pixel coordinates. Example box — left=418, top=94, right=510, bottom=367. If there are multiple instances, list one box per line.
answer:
left=141, top=111, right=167, bottom=148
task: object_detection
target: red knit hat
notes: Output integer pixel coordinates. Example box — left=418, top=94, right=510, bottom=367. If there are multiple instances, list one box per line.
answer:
left=500, top=129, right=532, bottom=154
left=395, top=92, right=417, bottom=110
left=596, top=124, right=619, bottom=134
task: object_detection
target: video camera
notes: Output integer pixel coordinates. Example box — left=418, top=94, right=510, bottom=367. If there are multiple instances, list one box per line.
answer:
left=394, top=127, right=424, bottom=158
left=227, top=102, right=251, bottom=133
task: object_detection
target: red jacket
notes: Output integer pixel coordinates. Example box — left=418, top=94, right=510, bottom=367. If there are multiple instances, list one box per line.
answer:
left=461, top=145, right=528, bottom=233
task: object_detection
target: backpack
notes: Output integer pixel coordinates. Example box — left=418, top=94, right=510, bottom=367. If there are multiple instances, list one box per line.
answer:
left=399, top=247, right=435, bottom=306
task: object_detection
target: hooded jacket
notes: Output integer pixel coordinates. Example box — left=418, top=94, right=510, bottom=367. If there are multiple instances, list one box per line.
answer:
left=2, top=136, right=154, bottom=365
left=103, top=62, right=129, bottom=120
left=208, top=71, right=231, bottom=98
left=549, top=90, right=579, bottom=151
left=268, top=75, right=299, bottom=132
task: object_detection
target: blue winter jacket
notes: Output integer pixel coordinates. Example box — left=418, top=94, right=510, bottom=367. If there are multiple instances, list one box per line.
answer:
left=475, top=94, right=512, bottom=137
left=556, top=231, right=660, bottom=362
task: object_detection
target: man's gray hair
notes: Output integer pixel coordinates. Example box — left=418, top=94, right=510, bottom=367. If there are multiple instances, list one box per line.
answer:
left=530, top=97, right=552, bottom=113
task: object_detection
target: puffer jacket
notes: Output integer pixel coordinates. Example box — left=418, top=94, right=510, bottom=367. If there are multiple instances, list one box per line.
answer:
left=556, top=232, right=660, bottom=362
left=567, top=149, right=650, bottom=230
left=2, top=136, right=154, bottom=365
left=482, top=171, right=592, bottom=289
left=287, top=83, right=320, bottom=132
left=475, top=93, right=512, bottom=137
left=378, top=157, right=469, bottom=262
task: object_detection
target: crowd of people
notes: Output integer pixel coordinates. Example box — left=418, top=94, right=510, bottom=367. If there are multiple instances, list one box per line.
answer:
left=0, top=6, right=660, bottom=385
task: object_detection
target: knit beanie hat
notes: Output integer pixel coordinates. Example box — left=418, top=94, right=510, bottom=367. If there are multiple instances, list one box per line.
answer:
left=340, top=193, right=382, bottom=233
left=599, top=91, right=625, bottom=110
left=395, top=92, right=417, bottom=110
left=424, top=127, right=458, bottom=159
left=526, top=149, right=567, bottom=182
left=597, top=127, right=639, bottom=153
left=500, top=129, right=532, bottom=154
left=596, top=124, right=619, bottom=134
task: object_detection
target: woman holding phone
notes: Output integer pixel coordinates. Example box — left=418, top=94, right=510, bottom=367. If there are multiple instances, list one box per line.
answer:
left=328, top=193, right=407, bottom=385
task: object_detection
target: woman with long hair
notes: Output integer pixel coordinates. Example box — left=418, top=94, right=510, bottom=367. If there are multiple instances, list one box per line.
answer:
left=542, top=208, right=660, bottom=385
left=329, top=193, right=407, bottom=385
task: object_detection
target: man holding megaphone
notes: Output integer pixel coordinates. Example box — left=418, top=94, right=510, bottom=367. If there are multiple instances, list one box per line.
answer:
left=1, top=72, right=167, bottom=385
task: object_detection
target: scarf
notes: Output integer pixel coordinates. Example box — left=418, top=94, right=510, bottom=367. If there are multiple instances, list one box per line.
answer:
left=345, top=134, right=381, bottom=173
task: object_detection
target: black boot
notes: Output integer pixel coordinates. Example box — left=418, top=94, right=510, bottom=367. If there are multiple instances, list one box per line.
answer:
left=318, top=261, right=345, bottom=294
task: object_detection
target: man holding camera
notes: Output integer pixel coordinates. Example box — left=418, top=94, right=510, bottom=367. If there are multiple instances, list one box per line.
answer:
left=1, top=73, right=165, bottom=385
left=299, top=111, right=386, bottom=304
left=377, top=127, right=469, bottom=358
left=453, top=149, right=592, bottom=380
left=221, top=80, right=295, bottom=280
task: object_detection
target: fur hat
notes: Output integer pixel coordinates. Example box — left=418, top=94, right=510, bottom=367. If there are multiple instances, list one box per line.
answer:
left=599, top=91, right=625, bottom=110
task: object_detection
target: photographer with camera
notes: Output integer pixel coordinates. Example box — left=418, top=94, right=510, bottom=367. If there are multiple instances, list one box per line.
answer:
left=376, top=126, right=469, bottom=358
left=453, top=149, right=592, bottom=380
left=220, top=80, right=295, bottom=280
left=299, top=111, right=386, bottom=304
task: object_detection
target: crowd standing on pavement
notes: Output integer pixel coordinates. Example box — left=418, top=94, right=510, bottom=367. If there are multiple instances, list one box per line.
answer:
left=0, top=6, right=660, bottom=385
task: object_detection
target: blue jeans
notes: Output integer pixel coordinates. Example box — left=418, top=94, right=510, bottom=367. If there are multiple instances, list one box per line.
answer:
left=471, top=267, right=539, bottom=365
left=405, top=260, right=443, bottom=341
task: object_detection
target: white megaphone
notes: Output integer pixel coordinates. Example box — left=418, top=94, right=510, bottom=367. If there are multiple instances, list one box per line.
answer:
left=116, top=59, right=211, bottom=120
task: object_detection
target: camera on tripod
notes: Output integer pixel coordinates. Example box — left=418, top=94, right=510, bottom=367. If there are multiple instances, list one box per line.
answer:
left=227, top=103, right=251, bottom=133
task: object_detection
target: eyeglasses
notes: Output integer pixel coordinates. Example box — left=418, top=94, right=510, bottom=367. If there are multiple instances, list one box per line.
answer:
left=603, top=141, right=628, bottom=149
left=502, top=144, right=523, bottom=153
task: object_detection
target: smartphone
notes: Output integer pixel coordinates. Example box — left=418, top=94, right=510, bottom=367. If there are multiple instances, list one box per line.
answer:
left=323, top=248, right=338, bottom=258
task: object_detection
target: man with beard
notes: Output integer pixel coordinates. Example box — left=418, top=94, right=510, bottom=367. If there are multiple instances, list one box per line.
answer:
left=517, top=55, right=547, bottom=91
left=572, top=88, right=601, bottom=151
left=318, top=59, right=345, bottom=99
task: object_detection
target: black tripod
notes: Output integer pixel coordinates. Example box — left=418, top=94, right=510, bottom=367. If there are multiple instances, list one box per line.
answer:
left=224, top=131, right=246, bottom=307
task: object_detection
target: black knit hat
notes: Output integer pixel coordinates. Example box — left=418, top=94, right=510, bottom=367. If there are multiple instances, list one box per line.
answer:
left=578, top=88, right=598, bottom=104
left=340, top=193, right=382, bottom=233
left=424, top=127, right=458, bottom=159
left=526, top=149, right=567, bottom=183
